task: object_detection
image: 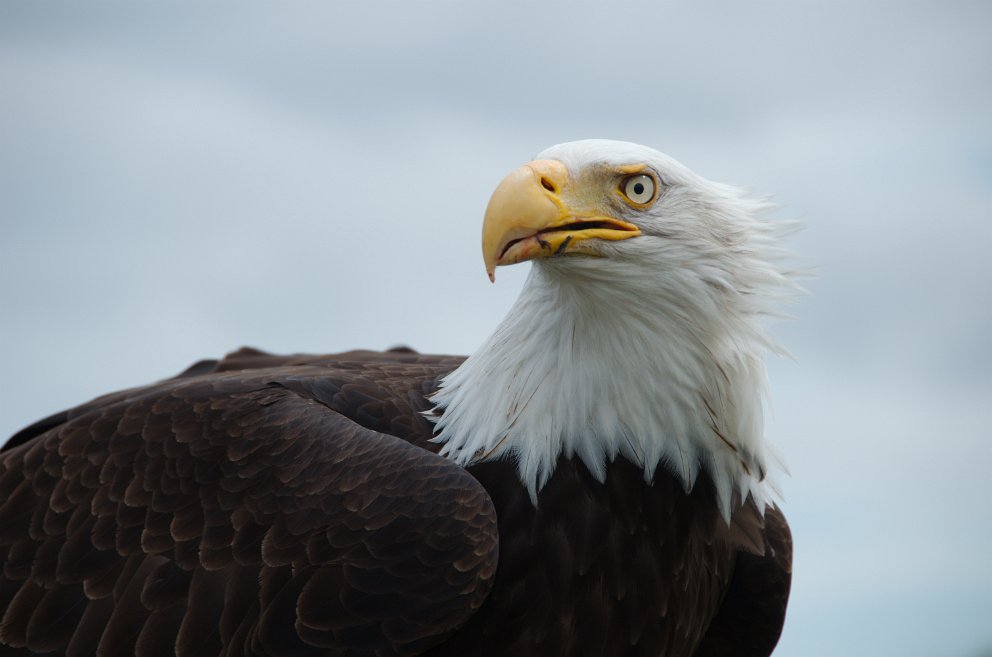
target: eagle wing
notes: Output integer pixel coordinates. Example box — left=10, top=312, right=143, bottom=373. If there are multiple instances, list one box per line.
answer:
left=0, top=350, right=498, bottom=657
left=691, top=504, right=793, bottom=657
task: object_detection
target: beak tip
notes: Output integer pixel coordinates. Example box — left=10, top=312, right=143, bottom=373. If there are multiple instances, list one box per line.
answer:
left=487, top=270, right=495, bottom=283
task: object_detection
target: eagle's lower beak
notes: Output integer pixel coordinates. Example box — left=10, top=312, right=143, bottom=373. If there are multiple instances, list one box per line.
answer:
left=482, top=159, right=640, bottom=281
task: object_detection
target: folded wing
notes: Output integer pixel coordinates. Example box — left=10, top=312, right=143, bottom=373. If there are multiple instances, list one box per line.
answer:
left=0, top=359, right=498, bottom=657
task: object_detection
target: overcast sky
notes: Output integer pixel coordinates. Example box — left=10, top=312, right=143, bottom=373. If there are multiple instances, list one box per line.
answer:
left=2, top=2, right=991, bottom=656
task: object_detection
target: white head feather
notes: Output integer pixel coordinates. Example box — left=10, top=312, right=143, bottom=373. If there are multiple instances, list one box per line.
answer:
left=429, top=139, right=799, bottom=519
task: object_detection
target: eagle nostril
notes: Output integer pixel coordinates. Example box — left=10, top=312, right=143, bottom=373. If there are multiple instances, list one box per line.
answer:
left=540, top=177, right=556, bottom=193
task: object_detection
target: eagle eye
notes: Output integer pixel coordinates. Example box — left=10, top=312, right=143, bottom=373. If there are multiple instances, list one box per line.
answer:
left=621, top=174, right=657, bottom=206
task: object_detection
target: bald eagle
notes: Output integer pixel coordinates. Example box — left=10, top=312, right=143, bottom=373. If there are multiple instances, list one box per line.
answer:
left=0, top=140, right=795, bottom=657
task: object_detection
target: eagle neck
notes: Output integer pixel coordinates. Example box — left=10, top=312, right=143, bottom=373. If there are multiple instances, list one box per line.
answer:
left=429, top=258, right=776, bottom=518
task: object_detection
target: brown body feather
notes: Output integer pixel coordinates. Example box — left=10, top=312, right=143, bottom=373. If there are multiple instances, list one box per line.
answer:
left=0, top=348, right=790, bottom=657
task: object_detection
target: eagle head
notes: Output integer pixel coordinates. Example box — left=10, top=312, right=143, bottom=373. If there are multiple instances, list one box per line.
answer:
left=433, top=140, right=799, bottom=518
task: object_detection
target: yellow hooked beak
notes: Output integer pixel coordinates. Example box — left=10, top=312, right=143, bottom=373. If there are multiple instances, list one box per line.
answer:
left=482, top=159, right=641, bottom=281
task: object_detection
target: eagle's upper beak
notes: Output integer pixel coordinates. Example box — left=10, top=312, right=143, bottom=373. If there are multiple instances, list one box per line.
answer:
left=482, top=159, right=641, bottom=281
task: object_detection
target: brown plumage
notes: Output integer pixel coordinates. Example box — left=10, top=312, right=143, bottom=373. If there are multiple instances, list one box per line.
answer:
left=0, top=347, right=790, bottom=657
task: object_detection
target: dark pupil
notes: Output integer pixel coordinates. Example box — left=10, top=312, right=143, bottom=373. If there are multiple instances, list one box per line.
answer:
left=633, top=182, right=645, bottom=196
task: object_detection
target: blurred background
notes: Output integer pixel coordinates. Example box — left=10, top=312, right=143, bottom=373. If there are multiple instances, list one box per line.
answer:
left=2, top=2, right=990, bottom=656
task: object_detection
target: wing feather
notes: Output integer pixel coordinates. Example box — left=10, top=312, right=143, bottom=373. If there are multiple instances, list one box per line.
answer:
left=691, top=504, right=793, bottom=657
left=0, top=354, right=497, bottom=657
